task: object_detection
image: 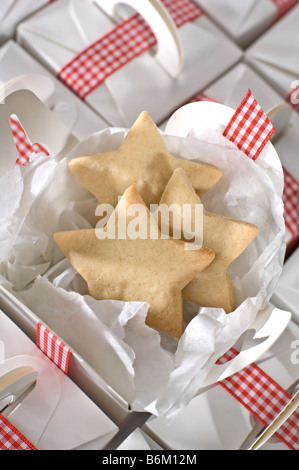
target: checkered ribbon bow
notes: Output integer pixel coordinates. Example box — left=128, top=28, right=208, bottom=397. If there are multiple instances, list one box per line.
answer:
left=58, top=0, right=203, bottom=99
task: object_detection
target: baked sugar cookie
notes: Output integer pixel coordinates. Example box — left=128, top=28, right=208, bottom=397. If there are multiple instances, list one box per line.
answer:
left=68, top=111, right=222, bottom=208
left=159, top=168, right=259, bottom=313
left=54, top=186, right=215, bottom=338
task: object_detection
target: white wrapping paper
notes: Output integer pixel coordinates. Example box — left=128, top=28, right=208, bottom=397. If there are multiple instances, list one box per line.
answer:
left=194, top=0, right=278, bottom=48
left=0, top=122, right=286, bottom=418
left=245, top=4, right=299, bottom=101
left=0, top=0, right=49, bottom=45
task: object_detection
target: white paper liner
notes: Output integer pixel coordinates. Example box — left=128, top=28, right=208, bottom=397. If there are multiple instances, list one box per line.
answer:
left=0, top=123, right=285, bottom=417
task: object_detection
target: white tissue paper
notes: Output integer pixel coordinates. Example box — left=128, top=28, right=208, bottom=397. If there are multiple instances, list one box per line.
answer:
left=0, top=122, right=286, bottom=418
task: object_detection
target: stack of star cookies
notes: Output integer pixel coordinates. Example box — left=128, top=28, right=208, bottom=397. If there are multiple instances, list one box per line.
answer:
left=54, top=111, right=259, bottom=338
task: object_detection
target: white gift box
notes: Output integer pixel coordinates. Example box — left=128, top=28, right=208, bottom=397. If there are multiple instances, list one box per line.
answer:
left=0, top=88, right=292, bottom=420
left=193, top=0, right=298, bottom=48
left=0, top=310, right=119, bottom=450
left=0, top=0, right=51, bottom=45
left=184, top=63, right=299, bottom=253
left=0, top=40, right=109, bottom=141
left=197, top=63, right=286, bottom=118
left=245, top=4, right=299, bottom=104
left=116, top=428, right=163, bottom=450
left=143, top=319, right=299, bottom=450
left=16, top=0, right=242, bottom=127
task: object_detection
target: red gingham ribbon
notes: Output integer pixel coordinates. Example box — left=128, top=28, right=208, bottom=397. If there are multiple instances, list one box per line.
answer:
left=58, top=0, right=203, bottom=99
left=0, top=414, right=36, bottom=450
left=9, top=116, right=49, bottom=166
left=218, top=349, right=299, bottom=450
left=222, top=89, right=275, bottom=161
left=36, top=323, right=72, bottom=374
left=160, top=0, right=203, bottom=27
left=271, top=0, right=299, bottom=21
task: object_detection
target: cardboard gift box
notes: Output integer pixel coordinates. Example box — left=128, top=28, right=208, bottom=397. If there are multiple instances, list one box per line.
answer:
left=0, top=310, right=119, bottom=450
left=0, top=0, right=54, bottom=45
left=0, top=87, right=292, bottom=420
left=193, top=0, right=299, bottom=48
left=16, top=0, right=243, bottom=127
left=185, top=62, right=299, bottom=255
left=245, top=3, right=299, bottom=109
left=0, top=40, right=109, bottom=142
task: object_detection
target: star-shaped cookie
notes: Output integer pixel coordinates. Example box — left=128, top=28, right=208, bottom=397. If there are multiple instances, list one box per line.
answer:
left=159, top=168, right=259, bottom=313
left=54, top=186, right=215, bottom=338
left=68, top=111, right=222, bottom=208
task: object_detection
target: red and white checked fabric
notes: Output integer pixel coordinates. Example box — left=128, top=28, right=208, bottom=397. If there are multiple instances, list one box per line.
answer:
left=218, top=349, right=299, bottom=450
left=36, top=323, right=72, bottom=374
left=58, top=0, right=203, bottom=99
left=189, top=92, right=218, bottom=103
left=222, top=90, right=275, bottom=161
left=283, top=166, right=299, bottom=238
left=160, top=0, right=203, bottom=27
left=9, top=116, right=49, bottom=166
left=0, top=415, right=36, bottom=451
left=271, top=0, right=299, bottom=20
